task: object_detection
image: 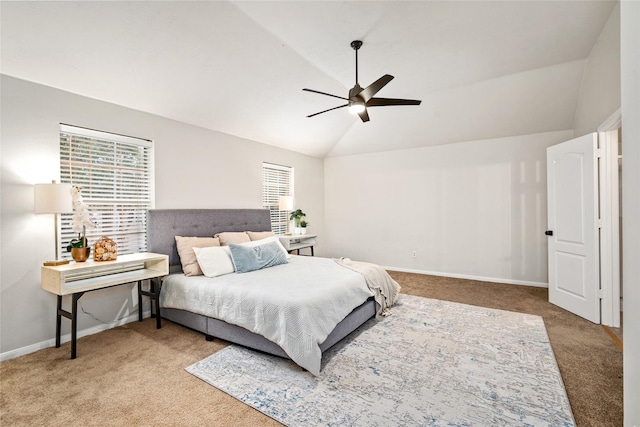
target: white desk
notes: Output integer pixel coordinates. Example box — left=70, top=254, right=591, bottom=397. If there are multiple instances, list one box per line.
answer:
left=41, top=252, right=169, bottom=359
left=278, top=234, right=317, bottom=256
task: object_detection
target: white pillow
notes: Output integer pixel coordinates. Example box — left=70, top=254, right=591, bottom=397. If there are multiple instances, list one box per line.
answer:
left=192, top=246, right=235, bottom=277
left=241, top=235, right=291, bottom=259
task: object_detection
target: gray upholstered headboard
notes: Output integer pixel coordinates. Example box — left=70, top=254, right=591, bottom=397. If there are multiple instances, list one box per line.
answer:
left=147, top=209, right=272, bottom=271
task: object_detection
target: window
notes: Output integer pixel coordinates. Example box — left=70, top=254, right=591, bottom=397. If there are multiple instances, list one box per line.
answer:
left=262, top=162, right=293, bottom=235
left=59, top=124, right=153, bottom=258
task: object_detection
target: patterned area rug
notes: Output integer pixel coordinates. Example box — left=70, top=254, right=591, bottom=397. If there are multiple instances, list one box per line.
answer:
left=186, top=295, right=574, bottom=426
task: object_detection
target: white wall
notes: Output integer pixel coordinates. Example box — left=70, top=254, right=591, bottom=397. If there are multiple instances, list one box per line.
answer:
left=571, top=4, right=639, bottom=422
left=0, top=75, right=324, bottom=358
left=573, top=3, right=621, bottom=138
left=621, top=1, right=640, bottom=424
left=324, top=130, right=573, bottom=286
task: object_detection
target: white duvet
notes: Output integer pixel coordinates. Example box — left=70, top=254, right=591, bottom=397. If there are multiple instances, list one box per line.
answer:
left=160, top=255, right=374, bottom=375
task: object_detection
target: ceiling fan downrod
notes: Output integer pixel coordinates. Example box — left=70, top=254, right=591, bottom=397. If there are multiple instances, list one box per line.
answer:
left=351, top=40, right=362, bottom=86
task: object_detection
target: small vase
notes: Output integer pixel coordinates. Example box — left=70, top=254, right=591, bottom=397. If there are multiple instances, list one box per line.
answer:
left=294, top=227, right=301, bottom=235
left=300, top=228, right=307, bottom=235
left=71, top=247, right=91, bottom=262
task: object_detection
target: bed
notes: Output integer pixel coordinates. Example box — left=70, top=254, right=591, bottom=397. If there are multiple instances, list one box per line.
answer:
left=147, top=208, right=381, bottom=374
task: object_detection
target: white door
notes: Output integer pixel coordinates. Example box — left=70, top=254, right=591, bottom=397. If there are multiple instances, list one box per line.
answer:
left=547, top=133, right=600, bottom=323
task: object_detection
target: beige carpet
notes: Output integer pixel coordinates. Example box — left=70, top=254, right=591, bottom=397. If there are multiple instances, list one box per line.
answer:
left=0, top=272, right=623, bottom=426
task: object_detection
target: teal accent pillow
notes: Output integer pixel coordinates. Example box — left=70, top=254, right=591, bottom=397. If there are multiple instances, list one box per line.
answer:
left=228, top=241, right=288, bottom=273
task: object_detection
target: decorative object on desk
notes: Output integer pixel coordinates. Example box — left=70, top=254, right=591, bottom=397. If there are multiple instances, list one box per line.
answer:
left=34, top=180, right=73, bottom=266
left=94, top=236, right=117, bottom=261
left=300, top=220, right=308, bottom=235
left=290, top=209, right=306, bottom=235
left=66, top=186, right=96, bottom=262
left=278, top=195, right=294, bottom=235
left=70, top=247, right=91, bottom=262
left=67, top=237, right=90, bottom=262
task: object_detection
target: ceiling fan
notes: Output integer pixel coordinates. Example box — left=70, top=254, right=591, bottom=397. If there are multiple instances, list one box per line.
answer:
left=303, top=40, right=422, bottom=123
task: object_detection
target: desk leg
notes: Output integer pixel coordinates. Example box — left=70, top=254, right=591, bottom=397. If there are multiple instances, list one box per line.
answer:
left=137, top=278, right=162, bottom=329
left=56, top=296, right=62, bottom=348
left=56, top=293, right=84, bottom=358
left=137, top=280, right=143, bottom=322
left=56, top=292, right=84, bottom=359
left=153, top=279, right=161, bottom=329
left=70, top=293, right=83, bottom=359
left=311, top=246, right=314, bottom=256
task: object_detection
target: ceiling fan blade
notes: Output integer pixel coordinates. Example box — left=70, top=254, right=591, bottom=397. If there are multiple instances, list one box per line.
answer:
left=303, top=88, right=349, bottom=101
left=359, top=75, right=394, bottom=102
left=307, top=104, right=348, bottom=118
left=358, top=108, right=370, bottom=123
left=366, top=97, right=422, bottom=107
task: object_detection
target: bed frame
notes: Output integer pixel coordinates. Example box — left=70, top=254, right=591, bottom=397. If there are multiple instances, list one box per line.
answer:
left=147, top=208, right=375, bottom=359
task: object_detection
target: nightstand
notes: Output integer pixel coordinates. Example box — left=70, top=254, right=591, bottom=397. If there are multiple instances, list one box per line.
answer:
left=278, top=234, right=317, bottom=256
left=41, top=252, right=169, bottom=359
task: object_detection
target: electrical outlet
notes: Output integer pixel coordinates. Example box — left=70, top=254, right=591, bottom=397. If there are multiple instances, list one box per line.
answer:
left=412, top=251, right=417, bottom=258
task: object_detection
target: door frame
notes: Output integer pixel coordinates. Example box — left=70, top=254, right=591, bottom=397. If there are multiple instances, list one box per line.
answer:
left=598, top=108, right=621, bottom=327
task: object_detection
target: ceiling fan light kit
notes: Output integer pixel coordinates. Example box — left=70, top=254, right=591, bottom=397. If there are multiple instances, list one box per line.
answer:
left=348, top=100, right=365, bottom=114
left=303, top=40, right=422, bottom=122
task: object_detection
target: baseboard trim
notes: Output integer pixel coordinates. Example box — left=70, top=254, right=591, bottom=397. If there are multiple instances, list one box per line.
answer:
left=602, top=325, right=624, bottom=351
left=383, top=266, right=548, bottom=288
left=0, top=310, right=151, bottom=362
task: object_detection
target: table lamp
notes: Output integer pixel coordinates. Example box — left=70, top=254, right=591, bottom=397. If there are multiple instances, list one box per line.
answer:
left=279, top=195, right=294, bottom=235
left=35, top=180, right=73, bottom=266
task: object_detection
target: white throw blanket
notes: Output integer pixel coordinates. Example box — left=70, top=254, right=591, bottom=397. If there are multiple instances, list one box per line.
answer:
left=335, top=258, right=401, bottom=318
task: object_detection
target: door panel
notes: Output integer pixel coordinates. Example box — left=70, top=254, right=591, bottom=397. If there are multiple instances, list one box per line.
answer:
left=554, top=153, right=585, bottom=243
left=555, top=252, right=586, bottom=298
left=547, top=133, right=600, bottom=323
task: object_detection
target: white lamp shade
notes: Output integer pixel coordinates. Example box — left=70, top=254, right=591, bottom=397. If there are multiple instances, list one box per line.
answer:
left=34, top=183, right=73, bottom=214
left=279, top=195, right=294, bottom=211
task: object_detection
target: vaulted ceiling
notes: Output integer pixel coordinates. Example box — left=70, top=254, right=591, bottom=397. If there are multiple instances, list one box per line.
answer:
left=1, top=1, right=617, bottom=158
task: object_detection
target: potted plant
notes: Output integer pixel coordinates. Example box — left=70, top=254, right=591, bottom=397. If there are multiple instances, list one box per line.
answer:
left=66, top=186, right=96, bottom=262
left=289, top=209, right=306, bottom=235
left=300, top=220, right=309, bottom=235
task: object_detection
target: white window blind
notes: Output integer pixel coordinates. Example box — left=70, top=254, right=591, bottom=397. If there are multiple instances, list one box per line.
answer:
left=262, top=162, right=293, bottom=235
left=59, top=124, right=153, bottom=258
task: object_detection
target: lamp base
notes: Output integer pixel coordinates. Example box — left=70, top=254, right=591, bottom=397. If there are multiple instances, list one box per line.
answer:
left=43, top=259, right=70, bottom=266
